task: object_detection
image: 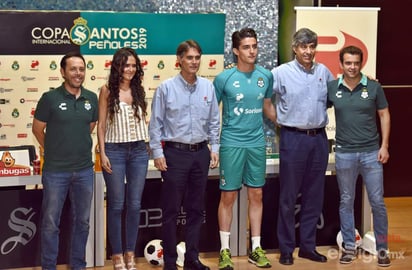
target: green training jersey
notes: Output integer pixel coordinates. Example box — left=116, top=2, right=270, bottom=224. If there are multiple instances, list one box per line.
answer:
left=214, top=65, right=273, bottom=147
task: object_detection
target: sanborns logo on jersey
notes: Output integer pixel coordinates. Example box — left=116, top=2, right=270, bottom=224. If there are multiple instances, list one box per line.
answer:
left=234, top=107, right=262, bottom=116
left=234, top=107, right=244, bottom=116
left=244, top=108, right=262, bottom=114
left=257, top=77, right=265, bottom=88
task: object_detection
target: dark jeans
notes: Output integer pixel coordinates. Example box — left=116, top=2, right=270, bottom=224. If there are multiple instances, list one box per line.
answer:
left=160, top=145, right=210, bottom=266
left=277, top=127, right=329, bottom=254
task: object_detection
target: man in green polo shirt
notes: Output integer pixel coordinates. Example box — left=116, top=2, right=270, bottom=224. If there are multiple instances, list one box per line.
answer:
left=32, top=51, right=98, bottom=270
left=327, top=45, right=391, bottom=267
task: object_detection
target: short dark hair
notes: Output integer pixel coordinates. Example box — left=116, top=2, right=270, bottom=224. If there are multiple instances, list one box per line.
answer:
left=339, top=45, right=363, bottom=64
left=60, top=51, right=85, bottom=69
left=176, top=40, right=202, bottom=57
left=292, top=28, right=318, bottom=48
left=232, top=28, right=257, bottom=49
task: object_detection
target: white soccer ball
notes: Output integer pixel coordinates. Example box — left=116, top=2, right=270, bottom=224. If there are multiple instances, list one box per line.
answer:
left=144, top=239, right=164, bottom=266
left=361, top=231, right=378, bottom=255
left=176, top=241, right=186, bottom=267
left=336, top=229, right=363, bottom=249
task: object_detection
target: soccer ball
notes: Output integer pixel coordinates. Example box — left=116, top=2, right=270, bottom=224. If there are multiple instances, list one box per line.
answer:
left=144, top=239, right=164, bottom=266
left=361, top=231, right=378, bottom=255
left=336, top=229, right=363, bottom=250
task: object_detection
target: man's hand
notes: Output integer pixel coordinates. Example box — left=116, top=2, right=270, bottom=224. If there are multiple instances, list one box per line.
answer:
left=378, top=147, right=389, bottom=164
left=210, top=152, right=219, bottom=169
left=154, top=157, right=167, bottom=171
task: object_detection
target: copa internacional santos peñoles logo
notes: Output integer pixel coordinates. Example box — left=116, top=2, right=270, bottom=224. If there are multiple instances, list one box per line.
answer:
left=70, top=17, right=91, bottom=46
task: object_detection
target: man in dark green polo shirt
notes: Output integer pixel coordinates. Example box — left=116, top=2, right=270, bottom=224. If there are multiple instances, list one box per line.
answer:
left=32, top=51, right=98, bottom=270
left=327, top=45, right=391, bottom=267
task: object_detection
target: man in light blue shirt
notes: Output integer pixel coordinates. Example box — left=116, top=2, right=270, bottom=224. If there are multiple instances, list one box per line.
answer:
left=149, top=72, right=220, bottom=158
left=149, top=40, right=220, bottom=270
left=271, top=28, right=334, bottom=265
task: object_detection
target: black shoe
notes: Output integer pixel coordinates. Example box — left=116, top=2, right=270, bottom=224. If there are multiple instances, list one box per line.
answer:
left=279, top=253, right=294, bottom=265
left=298, top=250, right=327, bottom=262
left=183, top=259, right=210, bottom=270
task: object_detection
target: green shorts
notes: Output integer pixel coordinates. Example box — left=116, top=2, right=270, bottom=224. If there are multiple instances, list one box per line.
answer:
left=219, top=146, right=266, bottom=191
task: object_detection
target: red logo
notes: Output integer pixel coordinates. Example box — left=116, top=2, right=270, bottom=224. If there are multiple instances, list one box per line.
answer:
left=31, top=60, right=40, bottom=68
left=141, top=60, right=148, bottom=68
left=104, top=60, right=112, bottom=68
left=316, top=31, right=368, bottom=77
left=209, top=59, right=217, bottom=68
left=0, top=151, right=31, bottom=176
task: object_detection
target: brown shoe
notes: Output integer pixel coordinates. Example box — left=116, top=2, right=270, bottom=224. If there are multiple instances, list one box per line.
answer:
left=124, top=251, right=137, bottom=270
left=112, top=254, right=127, bottom=270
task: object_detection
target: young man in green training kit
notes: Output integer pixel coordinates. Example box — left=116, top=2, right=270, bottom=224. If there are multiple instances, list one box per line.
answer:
left=213, top=28, right=276, bottom=270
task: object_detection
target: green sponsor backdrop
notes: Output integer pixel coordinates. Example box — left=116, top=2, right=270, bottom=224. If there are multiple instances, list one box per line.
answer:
left=79, top=12, right=226, bottom=55
left=0, top=11, right=225, bottom=55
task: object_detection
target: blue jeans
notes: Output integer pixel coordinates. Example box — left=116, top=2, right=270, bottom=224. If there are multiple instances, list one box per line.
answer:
left=103, top=141, right=149, bottom=255
left=41, top=166, right=94, bottom=270
left=335, top=150, right=388, bottom=251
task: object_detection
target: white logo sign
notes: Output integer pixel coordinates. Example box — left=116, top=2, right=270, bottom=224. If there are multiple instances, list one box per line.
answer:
left=1, top=207, right=37, bottom=255
left=59, top=102, right=67, bottom=110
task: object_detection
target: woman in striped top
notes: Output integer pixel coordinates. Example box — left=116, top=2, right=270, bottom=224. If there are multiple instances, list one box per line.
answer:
left=97, top=47, right=149, bottom=270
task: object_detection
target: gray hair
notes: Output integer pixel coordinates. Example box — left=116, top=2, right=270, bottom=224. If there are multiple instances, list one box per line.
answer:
left=292, top=28, right=318, bottom=48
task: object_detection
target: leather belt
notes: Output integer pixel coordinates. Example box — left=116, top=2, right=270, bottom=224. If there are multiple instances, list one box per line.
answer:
left=165, top=141, right=207, bottom=152
left=283, top=126, right=324, bottom=136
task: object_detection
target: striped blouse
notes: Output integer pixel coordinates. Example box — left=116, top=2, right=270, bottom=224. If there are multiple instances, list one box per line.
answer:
left=105, top=101, right=148, bottom=143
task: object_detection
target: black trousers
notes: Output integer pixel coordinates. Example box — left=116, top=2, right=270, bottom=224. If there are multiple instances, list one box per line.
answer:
left=277, top=127, right=329, bottom=253
left=160, top=145, right=210, bottom=266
